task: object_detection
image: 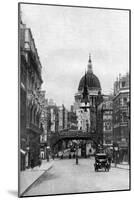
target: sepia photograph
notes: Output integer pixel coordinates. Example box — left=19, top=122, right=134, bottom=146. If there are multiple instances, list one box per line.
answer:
left=19, top=3, right=130, bottom=197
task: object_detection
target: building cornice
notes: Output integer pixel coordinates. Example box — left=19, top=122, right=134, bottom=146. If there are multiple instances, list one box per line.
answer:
left=113, top=89, right=129, bottom=100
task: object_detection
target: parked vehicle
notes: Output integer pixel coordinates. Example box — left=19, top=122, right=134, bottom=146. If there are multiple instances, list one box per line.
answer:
left=94, top=153, right=110, bottom=172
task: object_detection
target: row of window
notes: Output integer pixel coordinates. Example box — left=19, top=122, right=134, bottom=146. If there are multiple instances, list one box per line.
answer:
left=114, top=97, right=129, bottom=108
left=103, top=122, right=112, bottom=131
left=114, top=111, right=128, bottom=123
left=29, top=105, right=41, bottom=127
left=103, top=102, right=112, bottom=110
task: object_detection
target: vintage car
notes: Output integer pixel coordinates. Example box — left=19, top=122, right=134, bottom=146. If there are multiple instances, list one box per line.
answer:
left=94, top=153, right=110, bottom=172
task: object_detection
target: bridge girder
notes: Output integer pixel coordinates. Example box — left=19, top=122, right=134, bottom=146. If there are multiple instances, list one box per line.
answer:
left=49, top=131, right=99, bottom=148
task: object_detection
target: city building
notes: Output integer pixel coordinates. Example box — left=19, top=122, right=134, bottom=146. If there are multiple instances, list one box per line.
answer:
left=46, top=103, right=69, bottom=152
left=74, top=54, right=103, bottom=156
left=38, top=90, right=48, bottom=159
left=74, top=54, right=102, bottom=133
left=49, top=106, right=59, bottom=133
left=102, top=96, right=113, bottom=146
left=68, top=105, right=77, bottom=130
left=45, top=101, right=59, bottom=151
left=64, top=108, right=68, bottom=130
left=20, top=21, right=43, bottom=170
left=113, top=73, right=130, bottom=163
left=58, top=105, right=68, bottom=131
left=58, top=106, right=63, bottom=131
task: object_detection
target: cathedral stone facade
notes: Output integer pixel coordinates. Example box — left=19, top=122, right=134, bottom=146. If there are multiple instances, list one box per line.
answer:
left=74, top=54, right=102, bottom=133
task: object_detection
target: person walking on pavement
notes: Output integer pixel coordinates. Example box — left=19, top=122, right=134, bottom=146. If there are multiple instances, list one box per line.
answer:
left=38, top=158, right=42, bottom=167
left=52, top=152, right=55, bottom=160
left=46, top=153, right=49, bottom=162
left=108, top=154, right=112, bottom=168
left=31, top=158, right=34, bottom=169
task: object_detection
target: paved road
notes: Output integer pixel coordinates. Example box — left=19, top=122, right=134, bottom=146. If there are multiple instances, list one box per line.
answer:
left=24, top=158, right=130, bottom=196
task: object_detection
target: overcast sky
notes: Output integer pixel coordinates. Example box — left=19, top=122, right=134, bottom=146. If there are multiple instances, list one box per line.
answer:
left=21, top=4, right=129, bottom=109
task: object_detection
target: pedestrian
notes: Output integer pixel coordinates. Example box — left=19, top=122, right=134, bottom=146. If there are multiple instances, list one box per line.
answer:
left=31, top=158, right=34, bottom=169
left=89, top=148, right=92, bottom=158
left=69, top=153, right=71, bottom=159
left=38, top=158, right=42, bottom=167
left=61, top=152, right=63, bottom=159
left=52, top=153, right=55, bottom=160
left=46, top=152, right=49, bottom=162
left=108, top=154, right=112, bottom=168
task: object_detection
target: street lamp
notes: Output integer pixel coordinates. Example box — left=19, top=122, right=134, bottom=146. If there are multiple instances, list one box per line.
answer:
left=74, top=140, right=80, bottom=165
left=76, top=143, right=79, bottom=164
left=72, top=139, right=79, bottom=165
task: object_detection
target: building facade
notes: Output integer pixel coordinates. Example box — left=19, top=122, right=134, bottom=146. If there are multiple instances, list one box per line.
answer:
left=74, top=54, right=103, bottom=156
left=58, top=105, right=68, bottom=131
left=113, top=73, right=130, bottom=163
left=38, top=91, right=48, bottom=159
left=68, top=105, right=78, bottom=130
left=20, top=22, right=43, bottom=170
left=74, top=54, right=102, bottom=135
left=102, top=96, right=113, bottom=146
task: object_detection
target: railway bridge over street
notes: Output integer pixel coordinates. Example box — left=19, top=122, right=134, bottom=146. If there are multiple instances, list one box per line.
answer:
left=48, top=129, right=102, bottom=151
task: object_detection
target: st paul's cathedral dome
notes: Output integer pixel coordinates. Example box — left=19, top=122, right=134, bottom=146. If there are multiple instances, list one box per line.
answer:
left=78, top=54, right=101, bottom=91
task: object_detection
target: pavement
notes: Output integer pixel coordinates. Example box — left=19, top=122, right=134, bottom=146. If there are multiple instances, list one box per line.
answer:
left=19, top=159, right=54, bottom=196
left=111, top=162, right=130, bottom=170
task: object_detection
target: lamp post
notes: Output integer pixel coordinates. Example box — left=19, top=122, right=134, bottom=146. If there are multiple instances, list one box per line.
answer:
left=76, top=142, right=79, bottom=165
left=74, top=139, right=80, bottom=165
left=114, top=146, right=118, bottom=167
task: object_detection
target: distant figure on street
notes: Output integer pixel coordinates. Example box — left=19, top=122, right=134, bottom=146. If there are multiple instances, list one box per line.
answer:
left=89, top=148, right=92, bottom=158
left=52, top=153, right=55, bottom=160
left=46, top=152, right=49, bottom=162
left=38, top=159, right=42, bottom=167
left=60, top=152, right=64, bottom=159
left=108, top=154, right=112, bottom=168
left=31, top=158, right=34, bottom=169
